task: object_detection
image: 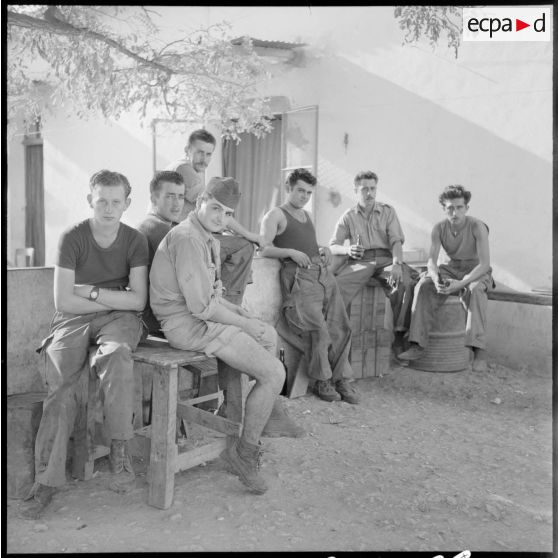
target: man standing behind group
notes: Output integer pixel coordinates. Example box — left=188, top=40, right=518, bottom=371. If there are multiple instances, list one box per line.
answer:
left=149, top=178, right=286, bottom=494
left=259, top=168, right=359, bottom=404
left=398, top=185, right=494, bottom=372
left=21, top=170, right=149, bottom=519
left=166, top=129, right=260, bottom=303
left=329, top=171, right=418, bottom=354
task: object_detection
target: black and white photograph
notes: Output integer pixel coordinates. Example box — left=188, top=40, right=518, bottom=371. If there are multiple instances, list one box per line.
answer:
left=5, top=4, right=553, bottom=554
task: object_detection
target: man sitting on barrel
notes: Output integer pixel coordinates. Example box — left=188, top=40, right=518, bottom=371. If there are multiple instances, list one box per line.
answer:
left=398, top=184, right=494, bottom=372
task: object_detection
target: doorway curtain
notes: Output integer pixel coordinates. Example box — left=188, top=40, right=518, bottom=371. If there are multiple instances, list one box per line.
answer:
left=222, top=118, right=282, bottom=233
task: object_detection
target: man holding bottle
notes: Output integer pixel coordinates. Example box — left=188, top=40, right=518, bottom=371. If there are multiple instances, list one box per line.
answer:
left=329, top=170, right=419, bottom=355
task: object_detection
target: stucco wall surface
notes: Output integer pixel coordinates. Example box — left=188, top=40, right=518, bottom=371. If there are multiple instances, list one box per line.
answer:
left=7, top=268, right=53, bottom=395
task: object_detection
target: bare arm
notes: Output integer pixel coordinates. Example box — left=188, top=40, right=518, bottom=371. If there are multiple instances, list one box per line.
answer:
left=426, top=224, right=443, bottom=284
left=259, top=208, right=312, bottom=267
left=224, top=216, right=268, bottom=248
left=70, top=265, right=148, bottom=312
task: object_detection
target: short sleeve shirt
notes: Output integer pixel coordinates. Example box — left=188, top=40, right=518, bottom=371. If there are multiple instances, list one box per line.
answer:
left=329, top=202, right=405, bottom=250
left=137, top=212, right=175, bottom=265
left=57, top=219, right=149, bottom=288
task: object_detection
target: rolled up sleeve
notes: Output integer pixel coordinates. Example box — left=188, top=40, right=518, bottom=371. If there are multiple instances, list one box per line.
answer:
left=386, top=207, right=405, bottom=246
left=173, top=236, right=221, bottom=321
left=330, top=214, right=350, bottom=246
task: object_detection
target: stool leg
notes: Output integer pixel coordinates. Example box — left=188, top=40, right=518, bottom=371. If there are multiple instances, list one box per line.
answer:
left=72, top=355, right=97, bottom=481
left=148, top=364, right=178, bottom=509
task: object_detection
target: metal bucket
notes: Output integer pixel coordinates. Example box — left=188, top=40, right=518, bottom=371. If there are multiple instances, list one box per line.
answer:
left=413, top=296, right=470, bottom=372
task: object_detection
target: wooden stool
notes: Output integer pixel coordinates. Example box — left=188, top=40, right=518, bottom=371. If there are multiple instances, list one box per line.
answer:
left=131, top=338, right=242, bottom=509
left=348, top=277, right=393, bottom=378
left=72, top=347, right=109, bottom=481
left=74, top=338, right=243, bottom=509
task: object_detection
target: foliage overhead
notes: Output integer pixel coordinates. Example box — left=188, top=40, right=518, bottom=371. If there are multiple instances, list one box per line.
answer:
left=7, top=5, right=275, bottom=139
left=394, top=6, right=462, bottom=58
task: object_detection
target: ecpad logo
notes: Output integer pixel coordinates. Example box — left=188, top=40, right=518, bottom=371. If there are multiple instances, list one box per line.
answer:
left=463, top=7, right=551, bottom=42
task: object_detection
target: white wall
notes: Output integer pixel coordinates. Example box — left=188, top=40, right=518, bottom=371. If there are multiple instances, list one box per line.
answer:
left=259, top=13, right=552, bottom=292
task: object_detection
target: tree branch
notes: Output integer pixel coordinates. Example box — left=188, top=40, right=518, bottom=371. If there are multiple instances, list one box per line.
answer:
left=8, top=8, right=172, bottom=76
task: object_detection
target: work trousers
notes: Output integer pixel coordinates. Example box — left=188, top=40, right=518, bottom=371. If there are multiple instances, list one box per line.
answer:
left=408, top=262, right=494, bottom=350
left=334, top=255, right=419, bottom=332
left=216, top=234, right=255, bottom=304
left=34, top=310, right=144, bottom=487
left=279, top=261, right=353, bottom=382
left=212, top=234, right=256, bottom=400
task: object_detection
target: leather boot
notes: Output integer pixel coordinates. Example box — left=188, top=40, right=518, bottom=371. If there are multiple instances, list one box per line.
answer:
left=109, top=439, right=135, bottom=494
left=19, top=483, right=57, bottom=520
left=221, top=438, right=268, bottom=494
left=262, top=396, right=305, bottom=438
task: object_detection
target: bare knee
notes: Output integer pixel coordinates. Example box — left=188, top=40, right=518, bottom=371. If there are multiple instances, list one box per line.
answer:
left=258, top=357, right=285, bottom=392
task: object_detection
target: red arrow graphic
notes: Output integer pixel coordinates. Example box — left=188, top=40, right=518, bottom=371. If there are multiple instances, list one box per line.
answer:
left=516, top=19, right=530, bottom=31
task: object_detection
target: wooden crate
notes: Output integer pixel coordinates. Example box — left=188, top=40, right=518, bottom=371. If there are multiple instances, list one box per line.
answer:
left=349, top=280, right=393, bottom=378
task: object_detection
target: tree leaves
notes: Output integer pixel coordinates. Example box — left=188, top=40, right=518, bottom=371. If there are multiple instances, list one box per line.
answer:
left=394, top=6, right=462, bottom=58
left=7, top=5, right=274, bottom=138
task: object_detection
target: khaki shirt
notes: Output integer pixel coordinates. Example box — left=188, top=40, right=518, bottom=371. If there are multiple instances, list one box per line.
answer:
left=150, top=212, right=224, bottom=332
left=329, top=202, right=405, bottom=250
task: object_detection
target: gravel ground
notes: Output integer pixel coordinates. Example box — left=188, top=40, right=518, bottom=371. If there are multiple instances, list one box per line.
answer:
left=7, top=358, right=552, bottom=553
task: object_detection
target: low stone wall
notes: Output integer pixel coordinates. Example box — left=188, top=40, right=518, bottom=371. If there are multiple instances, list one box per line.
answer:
left=7, top=260, right=552, bottom=397
left=7, top=267, right=53, bottom=395
left=487, top=300, right=551, bottom=375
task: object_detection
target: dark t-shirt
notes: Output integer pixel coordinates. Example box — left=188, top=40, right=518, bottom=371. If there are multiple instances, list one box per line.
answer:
left=136, top=212, right=176, bottom=334
left=57, top=219, right=149, bottom=288
left=136, top=212, right=175, bottom=265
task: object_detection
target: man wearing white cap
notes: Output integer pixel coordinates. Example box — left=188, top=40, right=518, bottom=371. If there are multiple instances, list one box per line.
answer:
left=150, top=177, right=293, bottom=494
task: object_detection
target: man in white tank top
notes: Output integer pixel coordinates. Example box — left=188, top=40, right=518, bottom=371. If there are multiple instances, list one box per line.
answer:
left=399, top=185, right=494, bottom=372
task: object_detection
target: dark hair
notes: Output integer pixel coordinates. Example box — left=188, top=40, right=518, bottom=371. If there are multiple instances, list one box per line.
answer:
left=187, top=129, right=216, bottom=148
left=150, top=171, right=184, bottom=195
left=354, top=171, right=378, bottom=185
left=286, top=168, right=317, bottom=188
left=439, top=184, right=471, bottom=206
left=89, top=169, right=131, bottom=198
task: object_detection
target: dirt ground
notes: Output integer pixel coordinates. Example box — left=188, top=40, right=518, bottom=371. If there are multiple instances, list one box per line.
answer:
left=7, top=357, right=552, bottom=553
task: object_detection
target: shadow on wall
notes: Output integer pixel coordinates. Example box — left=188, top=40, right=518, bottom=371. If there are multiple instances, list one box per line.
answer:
left=309, top=54, right=551, bottom=291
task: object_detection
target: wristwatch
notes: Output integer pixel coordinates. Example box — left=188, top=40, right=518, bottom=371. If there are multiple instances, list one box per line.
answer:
left=89, top=286, right=100, bottom=301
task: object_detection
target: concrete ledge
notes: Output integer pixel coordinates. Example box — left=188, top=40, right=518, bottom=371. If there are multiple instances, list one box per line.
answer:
left=487, top=300, right=551, bottom=375
left=8, top=268, right=53, bottom=394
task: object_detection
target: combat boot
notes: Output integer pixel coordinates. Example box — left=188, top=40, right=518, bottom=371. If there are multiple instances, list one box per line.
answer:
left=262, top=396, right=305, bottom=438
left=19, top=483, right=57, bottom=520
left=221, top=438, right=268, bottom=494
left=109, top=439, right=135, bottom=494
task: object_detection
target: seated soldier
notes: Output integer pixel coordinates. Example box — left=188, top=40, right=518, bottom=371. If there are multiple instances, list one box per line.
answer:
left=137, top=173, right=303, bottom=438
left=398, top=185, right=494, bottom=372
left=20, top=170, right=149, bottom=519
left=329, top=171, right=419, bottom=356
left=166, top=128, right=261, bottom=303
left=259, top=168, right=360, bottom=404
left=149, top=178, right=291, bottom=494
